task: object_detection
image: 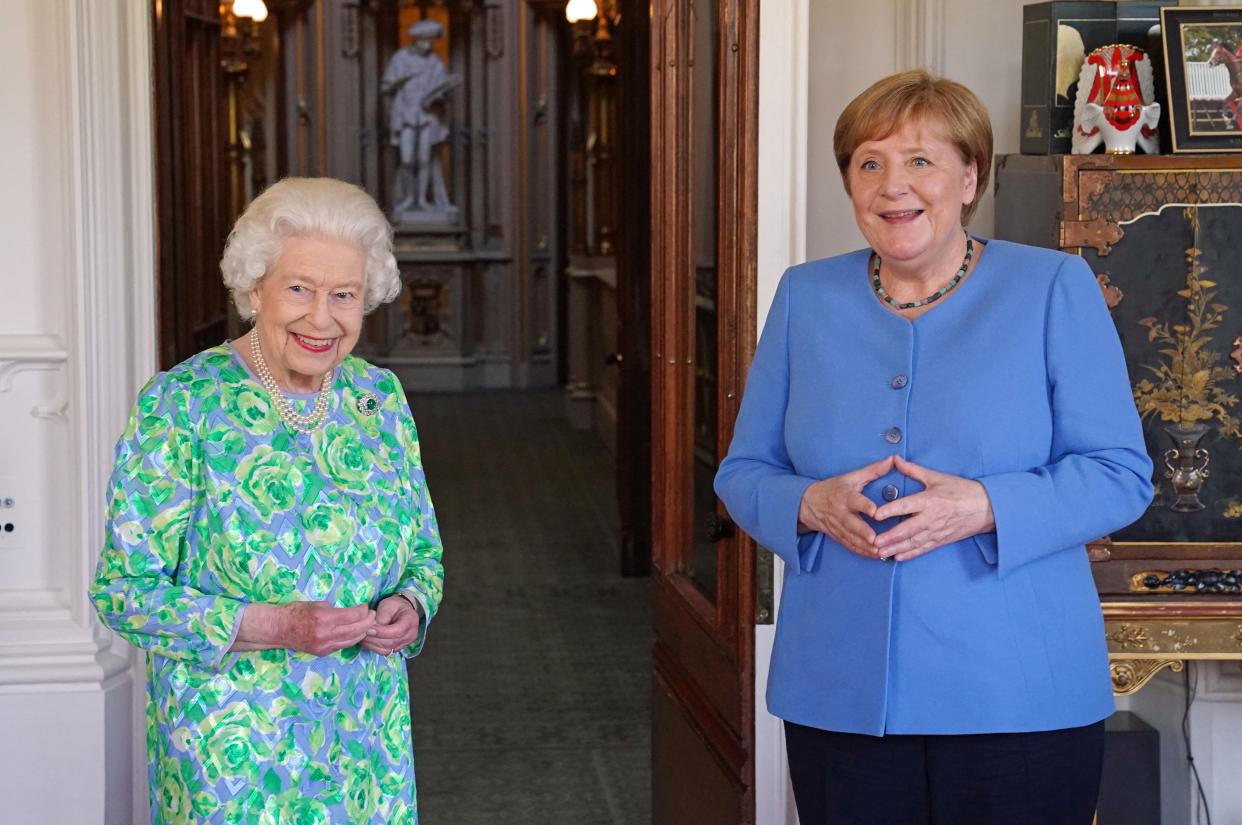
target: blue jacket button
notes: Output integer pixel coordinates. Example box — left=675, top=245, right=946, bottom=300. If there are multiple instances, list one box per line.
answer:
left=891, top=374, right=908, bottom=389
left=882, top=484, right=900, bottom=501
left=884, top=427, right=903, bottom=444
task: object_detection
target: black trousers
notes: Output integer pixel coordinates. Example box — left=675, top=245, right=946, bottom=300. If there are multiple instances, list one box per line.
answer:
left=784, top=719, right=1105, bottom=825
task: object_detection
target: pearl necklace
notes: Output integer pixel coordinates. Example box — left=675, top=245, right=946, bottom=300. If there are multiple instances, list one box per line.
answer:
left=249, top=330, right=333, bottom=433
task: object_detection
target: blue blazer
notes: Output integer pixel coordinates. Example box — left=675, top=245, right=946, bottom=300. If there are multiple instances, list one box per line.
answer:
left=715, top=239, right=1153, bottom=736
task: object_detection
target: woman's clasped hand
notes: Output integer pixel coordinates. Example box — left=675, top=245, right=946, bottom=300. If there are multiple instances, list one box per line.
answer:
left=358, top=595, right=423, bottom=657
left=798, top=454, right=995, bottom=563
left=797, top=455, right=894, bottom=557
left=234, top=596, right=421, bottom=657
left=285, top=602, right=376, bottom=655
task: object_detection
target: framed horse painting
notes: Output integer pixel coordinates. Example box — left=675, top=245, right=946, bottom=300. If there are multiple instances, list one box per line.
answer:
left=1161, top=5, right=1242, bottom=152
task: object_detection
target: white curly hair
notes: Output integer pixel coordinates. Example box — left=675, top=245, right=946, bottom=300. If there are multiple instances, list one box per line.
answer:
left=220, top=177, right=401, bottom=317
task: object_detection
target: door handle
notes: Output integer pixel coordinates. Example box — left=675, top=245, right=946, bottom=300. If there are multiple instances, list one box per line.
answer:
left=704, top=512, right=735, bottom=543
left=604, top=352, right=624, bottom=366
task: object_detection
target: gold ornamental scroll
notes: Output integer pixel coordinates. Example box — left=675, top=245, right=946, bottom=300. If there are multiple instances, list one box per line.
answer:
left=1102, top=600, right=1242, bottom=696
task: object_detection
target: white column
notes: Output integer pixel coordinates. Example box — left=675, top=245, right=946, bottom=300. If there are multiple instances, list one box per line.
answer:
left=0, top=1, right=156, bottom=822
left=894, top=0, right=946, bottom=74
left=755, top=1, right=808, bottom=823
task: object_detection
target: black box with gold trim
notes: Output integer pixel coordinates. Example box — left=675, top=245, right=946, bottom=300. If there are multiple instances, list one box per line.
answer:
left=1020, top=2, right=1174, bottom=155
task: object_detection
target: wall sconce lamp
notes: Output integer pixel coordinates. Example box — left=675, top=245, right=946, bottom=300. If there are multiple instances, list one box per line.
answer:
left=220, top=0, right=269, bottom=220
left=565, top=0, right=618, bottom=73
left=221, top=0, right=268, bottom=76
left=232, top=0, right=269, bottom=22
left=565, top=0, right=598, bottom=24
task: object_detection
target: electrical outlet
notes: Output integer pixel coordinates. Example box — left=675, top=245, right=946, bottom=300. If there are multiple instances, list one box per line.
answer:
left=0, top=489, right=21, bottom=549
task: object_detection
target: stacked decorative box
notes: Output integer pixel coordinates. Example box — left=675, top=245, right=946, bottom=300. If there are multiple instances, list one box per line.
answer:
left=1020, top=1, right=1174, bottom=154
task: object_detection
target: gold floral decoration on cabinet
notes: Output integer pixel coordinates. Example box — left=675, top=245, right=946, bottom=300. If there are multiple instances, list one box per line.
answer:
left=1133, top=207, right=1241, bottom=513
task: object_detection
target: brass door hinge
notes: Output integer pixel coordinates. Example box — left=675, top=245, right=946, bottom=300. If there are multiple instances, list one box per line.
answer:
left=1061, top=219, right=1124, bottom=255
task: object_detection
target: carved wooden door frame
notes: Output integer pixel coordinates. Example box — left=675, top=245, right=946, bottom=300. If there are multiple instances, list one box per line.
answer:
left=650, top=0, right=760, bottom=821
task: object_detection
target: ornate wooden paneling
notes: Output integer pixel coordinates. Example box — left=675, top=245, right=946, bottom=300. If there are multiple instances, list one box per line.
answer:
left=613, top=0, right=652, bottom=576
left=153, top=0, right=233, bottom=369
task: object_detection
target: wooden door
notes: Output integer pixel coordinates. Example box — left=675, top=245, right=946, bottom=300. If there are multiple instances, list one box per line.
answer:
left=152, top=0, right=233, bottom=369
left=650, top=1, right=759, bottom=823
left=615, top=0, right=653, bottom=577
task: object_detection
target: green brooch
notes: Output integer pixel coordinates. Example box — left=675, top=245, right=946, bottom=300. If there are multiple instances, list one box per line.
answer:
left=357, top=392, right=380, bottom=416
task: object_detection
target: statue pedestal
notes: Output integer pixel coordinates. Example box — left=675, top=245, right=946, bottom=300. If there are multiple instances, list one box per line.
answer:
left=390, top=204, right=460, bottom=227
left=358, top=223, right=527, bottom=392
left=392, top=223, right=468, bottom=252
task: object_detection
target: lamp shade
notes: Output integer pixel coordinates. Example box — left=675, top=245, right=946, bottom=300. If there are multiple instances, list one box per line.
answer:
left=233, top=0, right=268, bottom=22
left=565, top=0, right=598, bottom=23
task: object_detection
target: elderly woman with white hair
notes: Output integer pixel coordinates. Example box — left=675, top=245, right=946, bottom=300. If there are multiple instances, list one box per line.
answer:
left=91, top=177, right=443, bottom=824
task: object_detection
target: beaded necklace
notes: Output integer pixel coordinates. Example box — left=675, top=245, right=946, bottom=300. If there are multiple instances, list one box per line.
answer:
left=871, top=236, right=974, bottom=310
left=249, top=330, right=333, bottom=433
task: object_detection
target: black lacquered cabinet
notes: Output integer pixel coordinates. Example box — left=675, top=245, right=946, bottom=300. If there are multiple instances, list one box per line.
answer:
left=994, top=153, right=1242, bottom=696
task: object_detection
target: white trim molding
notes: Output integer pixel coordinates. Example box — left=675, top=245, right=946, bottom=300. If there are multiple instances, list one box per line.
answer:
left=0, top=334, right=69, bottom=419
left=58, top=0, right=158, bottom=637
left=1200, top=660, right=1242, bottom=701
left=0, top=334, right=68, bottom=393
left=757, top=0, right=809, bottom=318
left=756, top=1, right=809, bottom=823
left=0, top=586, right=128, bottom=691
left=894, top=0, right=946, bottom=74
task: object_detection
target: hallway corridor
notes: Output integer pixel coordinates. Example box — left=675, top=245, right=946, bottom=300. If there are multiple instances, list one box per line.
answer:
left=405, top=391, right=652, bottom=825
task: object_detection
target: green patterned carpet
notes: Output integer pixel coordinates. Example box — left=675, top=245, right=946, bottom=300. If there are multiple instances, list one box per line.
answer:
left=405, top=390, right=652, bottom=825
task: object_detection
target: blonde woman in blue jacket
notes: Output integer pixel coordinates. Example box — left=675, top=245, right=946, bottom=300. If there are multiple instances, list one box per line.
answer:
left=715, top=71, right=1153, bottom=825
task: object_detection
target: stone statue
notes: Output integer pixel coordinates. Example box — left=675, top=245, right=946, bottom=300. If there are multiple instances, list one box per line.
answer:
left=382, top=20, right=462, bottom=224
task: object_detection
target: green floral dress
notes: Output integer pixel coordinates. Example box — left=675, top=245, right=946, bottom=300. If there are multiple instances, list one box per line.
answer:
left=90, top=345, right=444, bottom=825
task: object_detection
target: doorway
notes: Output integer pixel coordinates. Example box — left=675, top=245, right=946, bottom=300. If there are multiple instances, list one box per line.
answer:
left=149, top=0, right=760, bottom=822
left=149, top=0, right=660, bottom=821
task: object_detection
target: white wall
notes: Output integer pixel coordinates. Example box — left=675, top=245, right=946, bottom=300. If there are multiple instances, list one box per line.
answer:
left=0, top=1, right=156, bottom=822
left=757, top=1, right=1242, bottom=823
left=804, top=1, right=898, bottom=261
left=1116, top=662, right=1242, bottom=825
